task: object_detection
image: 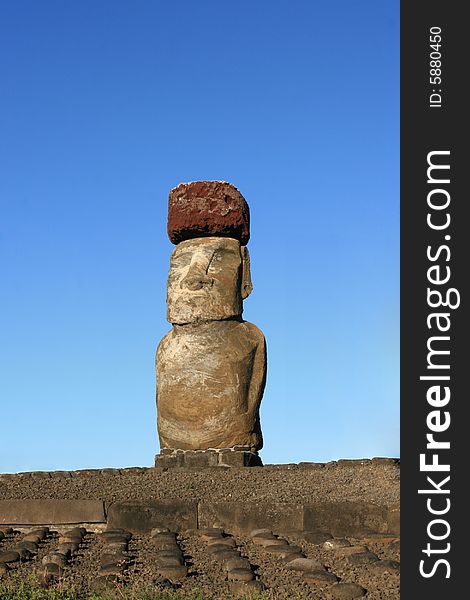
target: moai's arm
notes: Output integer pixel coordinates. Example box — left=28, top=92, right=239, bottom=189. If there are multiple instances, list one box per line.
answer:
left=244, top=322, right=266, bottom=450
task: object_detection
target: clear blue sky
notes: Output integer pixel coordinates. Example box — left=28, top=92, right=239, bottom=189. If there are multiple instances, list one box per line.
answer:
left=0, top=1, right=399, bottom=472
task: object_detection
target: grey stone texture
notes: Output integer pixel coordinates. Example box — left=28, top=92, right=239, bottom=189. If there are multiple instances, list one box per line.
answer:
left=0, top=499, right=105, bottom=525
left=155, top=448, right=262, bottom=468
left=107, top=500, right=198, bottom=533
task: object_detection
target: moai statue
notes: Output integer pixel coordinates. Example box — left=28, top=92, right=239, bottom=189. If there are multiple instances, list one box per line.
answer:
left=156, top=181, right=266, bottom=465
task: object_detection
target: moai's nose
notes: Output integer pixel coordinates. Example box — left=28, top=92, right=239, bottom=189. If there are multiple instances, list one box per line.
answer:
left=180, top=252, right=214, bottom=291
left=181, top=273, right=214, bottom=290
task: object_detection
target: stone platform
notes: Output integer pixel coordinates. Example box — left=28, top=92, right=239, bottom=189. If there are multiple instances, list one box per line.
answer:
left=0, top=461, right=400, bottom=596
left=155, top=447, right=263, bottom=468
left=0, top=459, right=399, bottom=538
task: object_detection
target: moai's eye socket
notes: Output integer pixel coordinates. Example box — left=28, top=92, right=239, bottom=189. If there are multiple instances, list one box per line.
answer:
left=171, top=250, right=192, bottom=269
left=207, top=248, right=240, bottom=275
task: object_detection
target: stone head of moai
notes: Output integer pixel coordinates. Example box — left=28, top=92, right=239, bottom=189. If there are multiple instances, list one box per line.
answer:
left=156, top=181, right=266, bottom=453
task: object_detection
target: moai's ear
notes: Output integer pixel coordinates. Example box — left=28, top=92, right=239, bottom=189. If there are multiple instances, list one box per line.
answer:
left=241, top=246, right=253, bottom=299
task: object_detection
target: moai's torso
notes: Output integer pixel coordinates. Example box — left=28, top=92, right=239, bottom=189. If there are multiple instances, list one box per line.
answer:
left=157, top=320, right=265, bottom=450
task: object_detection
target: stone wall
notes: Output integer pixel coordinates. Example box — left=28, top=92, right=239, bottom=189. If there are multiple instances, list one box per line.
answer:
left=0, top=460, right=400, bottom=538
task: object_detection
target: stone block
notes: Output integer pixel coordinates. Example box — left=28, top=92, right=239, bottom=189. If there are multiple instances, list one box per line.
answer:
left=386, top=504, right=400, bottom=535
left=154, top=454, right=183, bottom=469
left=198, top=501, right=303, bottom=535
left=106, top=500, right=198, bottom=533
left=303, top=502, right=400, bottom=537
left=218, top=451, right=263, bottom=467
left=155, top=449, right=261, bottom=468
left=0, top=500, right=105, bottom=525
left=184, top=451, right=219, bottom=468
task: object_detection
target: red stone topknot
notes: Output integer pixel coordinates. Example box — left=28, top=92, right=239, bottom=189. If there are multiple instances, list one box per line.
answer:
left=167, top=181, right=250, bottom=245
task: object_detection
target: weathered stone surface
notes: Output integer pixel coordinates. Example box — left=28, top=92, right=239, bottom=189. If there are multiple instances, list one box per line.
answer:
left=105, top=541, right=129, bottom=552
left=168, top=181, right=250, bottom=245
left=287, top=558, right=325, bottom=572
left=304, top=570, right=339, bottom=584
left=387, top=504, right=400, bottom=535
left=265, top=544, right=301, bottom=556
left=153, top=454, right=183, bottom=469
left=207, top=536, right=236, bottom=548
left=106, top=500, right=198, bottom=532
left=157, top=564, right=188, bottom=580
left=100, top=533, right=130, bottom=544
left=59, top=535, right=82, bottom=545
left=347, top=551, right=379, bottom=565
left=152, top=540, right=180, bottom=552
left=335, top=545, right=368, bottom=556
left=207, top=543, right=236, bottom=555
left=0, top=550, right=20, bottom=564
left=57, top=542, right=79, bottom=554
left=17, top=541, right=38, bottom=554
left=100, top=553, right=128, bottom=567
left=361, top=534, right=399, bottom=544
left=223, top=557, right=251, bottom=572
left=250, top=528, right=272, bottom=537
left=252, top=535, right=277, bottom=546
left=12, top=547, right=31, bottom=560
left=323, top=538, right=351, bottom=549
left=151, top=526, right=170, bottom=535
left=302, top=531, right=333, bottom=544
left=99, top=563, right=124, bottom=576
left=23, top=534, right=42, bottom=543
left=211, top=549, right=240, bottom=563
left=65, top=526, right=86, bottom=537
left=43, top=562, right=63, bottom=576
left=183, top=451, right=220, bottom=468
left=157, top=319, right=265, bottom=451
left=151, top=531, right=176, bottom=541
left=31, top=526, right=49, bottom=535
left=200, top=532, right=224, bottom=542
left=156, top=547, right=182, bottom=557
left=304, top=502, right=399, bottom=537
left=56, top=546, right=71, bottom=559
left=219, top=450, right=263, bottom=467
left=279, top=551, right=304, bottom=563
left=198, top=527, right=225, bottom=536
left=42, top=553, right=67, bottom=567
left=371, top=559, right=400, bottom=571
left=155, top=449, right=262, bottom=468
left=156, top=554, right=184, bottom=567
left=166, top=237, right=253, bottom=324
left=198, top=501, right=303, bottom=535
left=0, top=527, right=13, bottom=535
left=0, top=499, right=105, bottom=525
left=261, top=537, right=287, bottom=547
left=227, top=568, right=254, bottom=581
